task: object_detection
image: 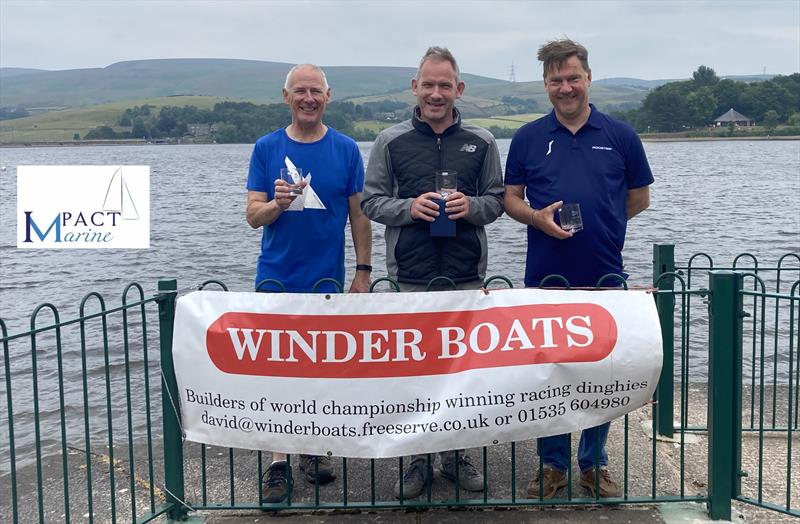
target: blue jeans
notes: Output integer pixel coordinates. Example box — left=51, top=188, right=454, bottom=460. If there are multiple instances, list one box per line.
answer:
left=537, top=421, right=611, bottom=472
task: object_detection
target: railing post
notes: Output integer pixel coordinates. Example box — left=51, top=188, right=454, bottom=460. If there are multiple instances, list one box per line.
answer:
left=157, top=279, right=188, bottom=520
left=707, top=270, right=743, bottom=520
left=653, top=244, right=675, bottom=437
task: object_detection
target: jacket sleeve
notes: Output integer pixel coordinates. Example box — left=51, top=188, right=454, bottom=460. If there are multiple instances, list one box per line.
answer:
left=465, top=137, right=505, bottom=226
left=360, top=132, right=416, bottom=227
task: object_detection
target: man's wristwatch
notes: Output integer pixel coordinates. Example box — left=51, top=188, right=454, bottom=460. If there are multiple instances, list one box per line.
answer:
left=356, top=264, right=373, bottom=272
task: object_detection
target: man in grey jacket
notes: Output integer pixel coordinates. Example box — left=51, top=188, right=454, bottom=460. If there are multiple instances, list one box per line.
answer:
left=361, top=46, right=504, bottom=498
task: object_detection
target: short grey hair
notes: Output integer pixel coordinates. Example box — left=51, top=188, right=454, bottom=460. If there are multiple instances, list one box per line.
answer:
left=416, top=47, right=460, bottom=81
left=284, top=63, right=329, bottom=90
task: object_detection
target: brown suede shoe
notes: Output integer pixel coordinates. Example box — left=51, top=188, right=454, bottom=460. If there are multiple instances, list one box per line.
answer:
left=526, top=465, right=568, bottom=499
left=579, top=467, right=621, bottom=497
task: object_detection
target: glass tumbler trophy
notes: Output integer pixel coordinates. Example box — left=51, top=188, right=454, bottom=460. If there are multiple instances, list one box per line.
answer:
left=431, top=170, right=457, bottom=237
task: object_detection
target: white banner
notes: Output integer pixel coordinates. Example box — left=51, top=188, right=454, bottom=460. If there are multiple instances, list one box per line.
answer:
left=172, top=288, right=662, bottom=458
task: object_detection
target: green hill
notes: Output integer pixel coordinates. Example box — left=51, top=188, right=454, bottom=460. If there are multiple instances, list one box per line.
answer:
left=0, top=95, right=224, bottom=142
left=466, top=81, right=649, bottom=112
left=0, top=59, right=657, bottom=143
left=0, top=67, right=48, bottom=79
left=0, top=58, right=505, bottom=109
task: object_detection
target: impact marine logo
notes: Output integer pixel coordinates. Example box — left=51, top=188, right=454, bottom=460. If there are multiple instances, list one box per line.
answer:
left=17, top=165, right=150, bottom=249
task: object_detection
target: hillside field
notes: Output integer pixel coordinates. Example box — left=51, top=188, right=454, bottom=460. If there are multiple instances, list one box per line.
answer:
left=464, top=113, right=546, bottom=130
left=338, top=112, right=547, bottom=137
left=0, top=96, right=226, bottom=143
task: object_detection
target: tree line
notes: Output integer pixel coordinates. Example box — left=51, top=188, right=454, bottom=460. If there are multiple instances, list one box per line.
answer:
left=83, top=66, right=799, bottom=142
left=85, top=100, right=412, bottom=142
left=611, top=66, right=800, bottom=133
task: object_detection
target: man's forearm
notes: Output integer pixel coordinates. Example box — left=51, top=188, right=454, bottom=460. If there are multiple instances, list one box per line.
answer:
left=351, top=213, right=372, bottom=265
left=504, top=192, right=535, bottom=226
left=626, top=186, right=651, bottom=219
left=247, top=200, right=282, bottom=228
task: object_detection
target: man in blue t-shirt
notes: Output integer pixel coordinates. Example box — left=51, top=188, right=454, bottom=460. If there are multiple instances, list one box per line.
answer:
left=504, top=39, right=653, bottom=499
left=246, top=63, right=372, bottom=503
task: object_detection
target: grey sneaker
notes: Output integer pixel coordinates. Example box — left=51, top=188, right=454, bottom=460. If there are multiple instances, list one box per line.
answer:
left=299, top=454, right=336, bottom=484
left=261, top=461, right=291, bottom=503
left=440, top=454, right=485, bottom=492
left=394, top=459, right=433, bottom=499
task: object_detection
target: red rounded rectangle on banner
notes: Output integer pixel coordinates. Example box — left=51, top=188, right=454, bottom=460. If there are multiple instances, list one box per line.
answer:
left=205, top=303, right=617, bottom=378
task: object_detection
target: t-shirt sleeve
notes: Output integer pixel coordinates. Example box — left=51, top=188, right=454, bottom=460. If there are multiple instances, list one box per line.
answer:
left=504, top=128, right=527, bottom=186
left=624, top=132, right=654, bottom=189
left=347, top=142, right=366, bottom=196
left=246, top=142, right=270, bottom=194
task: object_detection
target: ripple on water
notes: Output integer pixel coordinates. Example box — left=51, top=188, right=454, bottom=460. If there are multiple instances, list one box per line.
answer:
left=0, top=140, right=798, bottom=465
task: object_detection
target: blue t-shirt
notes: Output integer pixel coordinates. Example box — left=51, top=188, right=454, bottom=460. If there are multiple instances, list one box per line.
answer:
left=247, top=127, right=364, bottom=292
left=504, top=105, right=653, bottom=287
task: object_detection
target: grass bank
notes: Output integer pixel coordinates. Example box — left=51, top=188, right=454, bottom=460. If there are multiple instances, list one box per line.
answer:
left=0, top=96, right=228, bottom=143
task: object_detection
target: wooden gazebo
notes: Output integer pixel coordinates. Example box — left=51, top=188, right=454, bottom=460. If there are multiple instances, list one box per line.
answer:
left=713, top=108, right=754, bottom=127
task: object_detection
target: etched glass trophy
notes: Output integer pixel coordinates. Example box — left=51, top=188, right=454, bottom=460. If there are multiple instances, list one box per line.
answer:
left=431, top=170, right=457, bottom=237
left=558, top=203, right=583, bottom=233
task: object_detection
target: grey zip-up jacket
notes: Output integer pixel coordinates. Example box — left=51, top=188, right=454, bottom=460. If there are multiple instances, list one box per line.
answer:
left=361, top=108, right=504, bottom=285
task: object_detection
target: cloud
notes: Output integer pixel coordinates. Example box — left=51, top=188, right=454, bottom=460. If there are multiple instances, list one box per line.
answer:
left=1, top=0, right=797, bottom=80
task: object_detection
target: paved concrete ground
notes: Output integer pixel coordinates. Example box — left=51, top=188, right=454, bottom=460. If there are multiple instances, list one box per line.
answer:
left=2, top=385, right=797, bottom=523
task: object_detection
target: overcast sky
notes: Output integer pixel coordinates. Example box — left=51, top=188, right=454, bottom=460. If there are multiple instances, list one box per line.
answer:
left=1, top=0, right=798, bottom=81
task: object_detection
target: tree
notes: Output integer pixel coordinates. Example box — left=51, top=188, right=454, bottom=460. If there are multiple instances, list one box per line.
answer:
left=0, top=106, right=30, bottom=120
left=73, top=133, right=80, bottom=140
left=686, top=87, right=718, bottom=127
left=739, top=81, right=792, bottom=121
left=692, top=65, right=719, bottom=88
left=84, top=126, right=118, bottom=139
left=712, top=79, right=746, bottom=118
left=640, top=84, right=691, bottom=132
left=131, top=118, right=150, bottom=139
left=762, top=110, right=779, bottom=133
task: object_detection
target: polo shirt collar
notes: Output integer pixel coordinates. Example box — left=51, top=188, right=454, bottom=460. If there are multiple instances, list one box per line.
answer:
left=585, top=104, right=602, bottom=129
left=547, top=103, right=602, bottom=133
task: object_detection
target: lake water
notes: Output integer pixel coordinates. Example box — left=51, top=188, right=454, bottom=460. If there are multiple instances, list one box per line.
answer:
left=1, top=139, right=799, bottom=472
left=2, top=139, right=798, bottom=329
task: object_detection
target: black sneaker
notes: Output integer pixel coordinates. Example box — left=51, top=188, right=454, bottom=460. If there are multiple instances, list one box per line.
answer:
left=261, top=461, right=291, bottom=503
left=299, top=454, right=337, bottom=484
left=393, top=459, right=433, bottom=499
left=440, top=453, right=485, bottom=492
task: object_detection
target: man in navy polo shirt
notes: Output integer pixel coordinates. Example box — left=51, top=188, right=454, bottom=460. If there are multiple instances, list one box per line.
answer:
left=504, top=39, right=653, bottom=499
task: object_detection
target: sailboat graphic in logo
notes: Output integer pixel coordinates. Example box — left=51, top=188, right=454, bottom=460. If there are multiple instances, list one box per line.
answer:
left=102, top=167, right=139, bottom=220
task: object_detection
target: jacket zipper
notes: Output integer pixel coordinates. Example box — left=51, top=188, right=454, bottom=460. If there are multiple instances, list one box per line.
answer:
left=437, top=136, right=443, bottom=170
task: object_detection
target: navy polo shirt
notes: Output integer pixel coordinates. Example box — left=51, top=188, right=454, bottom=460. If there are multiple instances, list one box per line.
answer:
left=504, top=105, right=653, bottom=287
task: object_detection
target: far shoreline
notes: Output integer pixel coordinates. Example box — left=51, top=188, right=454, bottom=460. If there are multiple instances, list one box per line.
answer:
left=640, top=135, right=799, bottom=142
left=1, top=135, right=798, bottom=149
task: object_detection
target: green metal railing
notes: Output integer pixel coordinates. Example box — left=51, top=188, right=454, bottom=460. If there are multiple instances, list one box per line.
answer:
left=1, top=284, right=176, bottom=523
left=2, top=244, right=798, bottom=521
left=652, top=245, right=799, bottom=519
left=653, top=246, right=800, bottom=436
